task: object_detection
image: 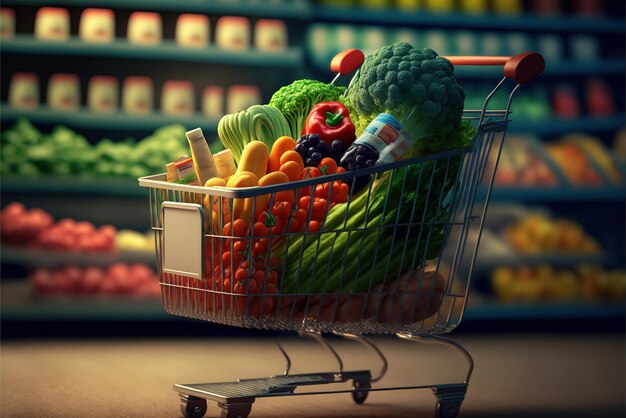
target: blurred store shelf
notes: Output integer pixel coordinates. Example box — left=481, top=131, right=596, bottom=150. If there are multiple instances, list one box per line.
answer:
left=508, top=115, right=626, bottom=135
left=313, top=7, right=626, bottom=33
left=2, top=279, right=622, bottom=323
left=1, top=281, right=167, bottom=321
left=464, top=298, right=625, bottom=321
left=1, top=0, right=312, bottom=18
left=454, top=60, right=625, bottom=77
left=474, top=253, right=608, bottom=275
left=1, top=36, right=304, bottom=67
left=1, top=176, right=145, bottom=197
left=486, top=186, right=626, bottom=202
left=0, top=105, right=219, bottom=133
left=1, top=246, right=155, bottom=268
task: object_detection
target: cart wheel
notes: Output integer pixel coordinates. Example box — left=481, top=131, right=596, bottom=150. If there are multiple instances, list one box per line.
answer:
left=181, top=395, right=207, bottom=418
left=351, top=380, right=371, bottom=404
left=436, top=401, right=460, bottom=418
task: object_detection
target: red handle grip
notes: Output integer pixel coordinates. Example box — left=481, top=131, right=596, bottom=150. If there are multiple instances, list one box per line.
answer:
left=443, top=52, right=545, bottom=84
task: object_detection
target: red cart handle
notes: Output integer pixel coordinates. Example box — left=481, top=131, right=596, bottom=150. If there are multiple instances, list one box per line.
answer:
left=443, top=52, right=545, bottom=84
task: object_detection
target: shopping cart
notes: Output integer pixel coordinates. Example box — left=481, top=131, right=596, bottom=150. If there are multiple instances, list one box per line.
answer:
left=139, top=51, right=544, bottom=418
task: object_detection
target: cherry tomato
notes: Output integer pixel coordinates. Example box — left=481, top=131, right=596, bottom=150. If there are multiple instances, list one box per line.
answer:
left=318, top=157, right=338, bottom=175
left=308, top=220, right=321, bottom=233
left=235, top=267, right=249, bottom=283
left=233, top=240, right=248, bottom=254
left=272, top=201, right=293, bottom=222
left=336, top=166, right=346, bottom=174
left=253, top=222, right=269, bottom=237
left=294, top=208, right=308, bottom=226
left=222, top=219, right=248, bottom=238
left=298, top=196, right=311, bottom=211
left=311, top=198, right=328, bottom=221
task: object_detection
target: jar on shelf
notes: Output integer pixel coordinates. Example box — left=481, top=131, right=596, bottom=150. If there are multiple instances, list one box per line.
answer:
left=47, top=73, right=80, bottom=111
left=0, top=8, right=15, bottom=39
left=176, top=14, right=209, bottom=48
left=122, top=76, right=153, bottom=115
left=9, top=72, right=39, bottom=109
left=35, top=7, right=70, bottom=41
left=202, top=86, right=224, bottom=119
left=88, top=76, right=118, bottom=113
left=161, top=81, right=195, bottom=117
left=216, top=16, right=250, bottom=51
left=79, top=8, right=115, bottom=43
left=127, top=11, right=162, bottom=45
left=254, top=19, right=288, bottom=52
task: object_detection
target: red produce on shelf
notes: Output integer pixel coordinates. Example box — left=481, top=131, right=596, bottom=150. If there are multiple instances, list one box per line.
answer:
left=552, top=84, right=581, bottom=119
left=0, top=203, right=54, bottom=244
left=586, top=78, right=615, bottom=117
left=29, top=263, right=161, bottom=298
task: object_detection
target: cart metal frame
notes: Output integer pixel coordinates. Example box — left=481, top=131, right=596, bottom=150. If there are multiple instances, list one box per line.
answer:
left=139, top=52, right=544, bottom=418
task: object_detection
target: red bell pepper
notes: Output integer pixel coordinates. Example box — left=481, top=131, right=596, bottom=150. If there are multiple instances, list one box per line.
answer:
left=303, top=101, right=356, bottom=147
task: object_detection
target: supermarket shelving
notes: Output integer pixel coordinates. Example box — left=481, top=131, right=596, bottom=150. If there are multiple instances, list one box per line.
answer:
left=464, top=298, right=625, bottom=321
left=474, top=252, right=608, bottom=274
left=1, top=281, right=167, bottom=321
left=2, top=173, right=623, bottom=202
left=1, top=176, right=144, bottom=197
left=0, top=105, right=219, bottom=133
left=486, top=186, right=626, bottom=202
left=2, top=35, right=305, bottom=67
left=1, top=246, right=155, bottom=268
left=507, top=115, right=626, bottom=135
left=4, top=104, right=623, bottom=137
left=0, top=0, right=312, bottom=19
left=1, top=278, right=622, bottom=323
left=313, top=6, right=626, bottom=33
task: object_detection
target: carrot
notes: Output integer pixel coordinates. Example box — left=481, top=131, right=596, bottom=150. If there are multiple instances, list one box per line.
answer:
left=280, top=150, right=305, bottom=172
left=279, top=161, right=302, bottom=182
left=268, top=136, right=297, bottom=173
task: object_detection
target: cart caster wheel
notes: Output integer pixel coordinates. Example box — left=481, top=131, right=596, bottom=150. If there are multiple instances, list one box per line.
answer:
left=436, top=401, right=460, bottom=418
left=181, top=395, right=207, bottom=418
left=352, top=380, right=371, bottom=404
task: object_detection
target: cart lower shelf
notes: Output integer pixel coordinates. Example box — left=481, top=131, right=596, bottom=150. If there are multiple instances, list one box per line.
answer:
left=174, top=332, right=471, bottom=418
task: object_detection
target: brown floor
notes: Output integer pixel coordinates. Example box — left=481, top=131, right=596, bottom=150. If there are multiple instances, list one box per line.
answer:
left=1, top=334, right=624, bottom=418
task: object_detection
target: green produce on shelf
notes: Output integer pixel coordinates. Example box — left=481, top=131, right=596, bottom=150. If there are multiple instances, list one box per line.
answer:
left=269, top=79, right=346, bottom=139
left=0, top=119, right=189, bottom=178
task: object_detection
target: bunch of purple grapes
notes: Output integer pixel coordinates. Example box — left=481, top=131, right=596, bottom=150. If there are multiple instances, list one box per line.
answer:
left=294, top=134, right=345, bottom=167
left=338, top=144, right=378, bottom=171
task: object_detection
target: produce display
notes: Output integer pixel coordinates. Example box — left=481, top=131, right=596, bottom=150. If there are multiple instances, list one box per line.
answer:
left=546, top=136, right=610, bottom=186
left=30, top=263, right=161, bottom=297
left=155, top=42, right=477, bottom=323
left=491, top=265, right=626, bottom=302
left=0, top=120, right=189, bottom=178
left=1, top=202, right=116, bottom=251
left=1, top=202, right=154, bottom=254
left=503, top=212, right=601, bottom=254
left=490, top=135, right=560, bottom=187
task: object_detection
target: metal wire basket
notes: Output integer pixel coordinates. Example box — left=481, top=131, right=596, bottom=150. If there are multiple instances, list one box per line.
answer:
left=138, top=51, right=545, bottom=418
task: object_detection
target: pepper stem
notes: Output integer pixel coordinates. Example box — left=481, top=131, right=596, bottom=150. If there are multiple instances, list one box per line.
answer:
left=325, top=111, right=343, bottom=128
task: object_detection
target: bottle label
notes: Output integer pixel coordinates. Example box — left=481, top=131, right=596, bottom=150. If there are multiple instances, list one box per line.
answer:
left=354, top=114, right=401, bottom=154
left=356, top=113, right=414, bottom=163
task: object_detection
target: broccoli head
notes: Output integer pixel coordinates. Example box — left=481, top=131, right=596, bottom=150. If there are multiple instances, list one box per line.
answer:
left=269, top=79, right=345, bottom=139
left=345, top=42, right=465, bottom=155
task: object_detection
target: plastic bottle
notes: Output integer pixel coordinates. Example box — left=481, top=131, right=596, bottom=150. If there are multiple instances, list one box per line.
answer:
left=185, top=128, right=219, bottom=185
